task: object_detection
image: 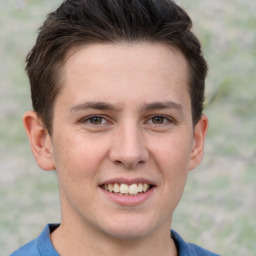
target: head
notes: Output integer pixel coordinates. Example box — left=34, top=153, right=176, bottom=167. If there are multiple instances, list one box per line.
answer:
left=26, top=0, right=207, bottom=135
left=23, top=1, right=209, bottom=249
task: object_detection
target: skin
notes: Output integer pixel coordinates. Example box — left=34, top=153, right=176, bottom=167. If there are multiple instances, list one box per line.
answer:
left=24, top=42, right=208, bottom=256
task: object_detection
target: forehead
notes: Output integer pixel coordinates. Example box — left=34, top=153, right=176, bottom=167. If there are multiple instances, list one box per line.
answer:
left=65, top=42, right=189, bottom=82
left=58, top=42, right=190, bottom=110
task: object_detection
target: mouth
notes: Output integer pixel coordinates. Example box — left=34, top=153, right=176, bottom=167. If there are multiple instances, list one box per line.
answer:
left=100, top=183, right=153, bottom=196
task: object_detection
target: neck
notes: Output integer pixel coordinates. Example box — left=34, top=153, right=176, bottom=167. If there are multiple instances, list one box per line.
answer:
left=51, top=220, right=177, bottom=256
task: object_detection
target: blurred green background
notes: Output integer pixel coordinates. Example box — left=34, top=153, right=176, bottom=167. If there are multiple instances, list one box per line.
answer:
left=0, top=0, right=255, bottom=255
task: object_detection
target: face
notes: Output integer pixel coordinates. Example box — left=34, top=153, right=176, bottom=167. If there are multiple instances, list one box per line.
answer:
left=32, top=43, right=207, bottom=241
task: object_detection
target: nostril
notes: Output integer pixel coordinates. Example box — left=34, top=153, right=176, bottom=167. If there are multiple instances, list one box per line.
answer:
left=113, top=158, right=145, bottom=169
left=137, top=159, right=145, bottom=165
left=114, top=160, right=124, bottom=166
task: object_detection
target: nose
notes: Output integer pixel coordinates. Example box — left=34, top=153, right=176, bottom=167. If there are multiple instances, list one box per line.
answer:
left=109, top=123, right=149, bottom=169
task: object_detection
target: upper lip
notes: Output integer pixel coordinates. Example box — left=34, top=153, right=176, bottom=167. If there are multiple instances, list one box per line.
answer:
left=99, top=177, right=156, bottom=186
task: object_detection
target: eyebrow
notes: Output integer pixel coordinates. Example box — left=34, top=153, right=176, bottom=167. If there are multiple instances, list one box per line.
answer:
left=140, top=101, right=183, bottom=112
left=70, top=101, right=119, bottom=112
left=70, top=100, right=183, bottom=113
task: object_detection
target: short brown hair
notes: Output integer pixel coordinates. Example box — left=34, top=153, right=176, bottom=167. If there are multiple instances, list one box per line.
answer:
left=26, top=0, right=207, bottom=134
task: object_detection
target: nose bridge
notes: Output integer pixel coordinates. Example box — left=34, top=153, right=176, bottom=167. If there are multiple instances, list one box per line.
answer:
left=110, top=121, right=148, bottom=168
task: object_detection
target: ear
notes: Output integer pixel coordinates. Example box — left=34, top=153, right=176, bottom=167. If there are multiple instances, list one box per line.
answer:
left=189, top=114, right=208, bottom=171
left=23, top=111, right=55, bottom=171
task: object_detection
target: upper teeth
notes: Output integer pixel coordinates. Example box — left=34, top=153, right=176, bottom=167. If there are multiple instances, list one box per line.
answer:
left=103, top=183, right=150, bottom=195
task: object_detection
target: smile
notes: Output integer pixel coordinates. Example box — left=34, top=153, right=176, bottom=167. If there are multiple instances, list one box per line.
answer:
left=101, top=183, right=151, bottom=196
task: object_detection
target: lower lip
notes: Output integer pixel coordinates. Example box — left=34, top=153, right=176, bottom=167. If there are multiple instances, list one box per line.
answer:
left=100, top=187, right=155, bottom=206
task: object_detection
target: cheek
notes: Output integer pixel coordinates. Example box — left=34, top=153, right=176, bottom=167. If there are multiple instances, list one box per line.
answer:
left=52, top=134, right=104, bottom=184
left=52, top=133, right=113, bottom=194
left=151, top=136, right=192, bottom=215
left=153, top=133, right=193, bottom=173
left=152, top=133, right=192, bottom=195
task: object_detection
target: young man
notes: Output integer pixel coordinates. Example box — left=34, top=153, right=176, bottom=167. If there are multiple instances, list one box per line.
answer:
left=11, top=0, right=220, bottom=255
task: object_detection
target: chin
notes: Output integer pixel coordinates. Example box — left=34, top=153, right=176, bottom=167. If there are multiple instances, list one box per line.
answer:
left=100, top=215, right=157, bottom=241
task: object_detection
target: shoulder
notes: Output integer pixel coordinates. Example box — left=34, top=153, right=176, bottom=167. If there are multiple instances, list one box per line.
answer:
left=10, top=224, right=60, bottom=256
left=10, top=239, right=39, bottom=256
left=171, top=230, right=221, bottom=256
left=186, top=243, right=220, bottom=256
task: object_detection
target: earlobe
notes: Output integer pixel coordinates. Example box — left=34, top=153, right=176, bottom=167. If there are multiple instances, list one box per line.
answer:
left=189, top=115, right=208, bottom=171
left=23, top=111, right=55, bottom=171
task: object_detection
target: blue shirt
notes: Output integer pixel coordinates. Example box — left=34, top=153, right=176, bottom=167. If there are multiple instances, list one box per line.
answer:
left=10, top=224, right=220, bottom=256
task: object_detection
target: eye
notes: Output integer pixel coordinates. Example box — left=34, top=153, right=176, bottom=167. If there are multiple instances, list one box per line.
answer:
left=81, top=115, right=108, bottom=126
left=151, top=115, right=166, bottom=124
left=147, top=115, right=172, bottom=125
left=89, top=116, right=104, bottom=125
